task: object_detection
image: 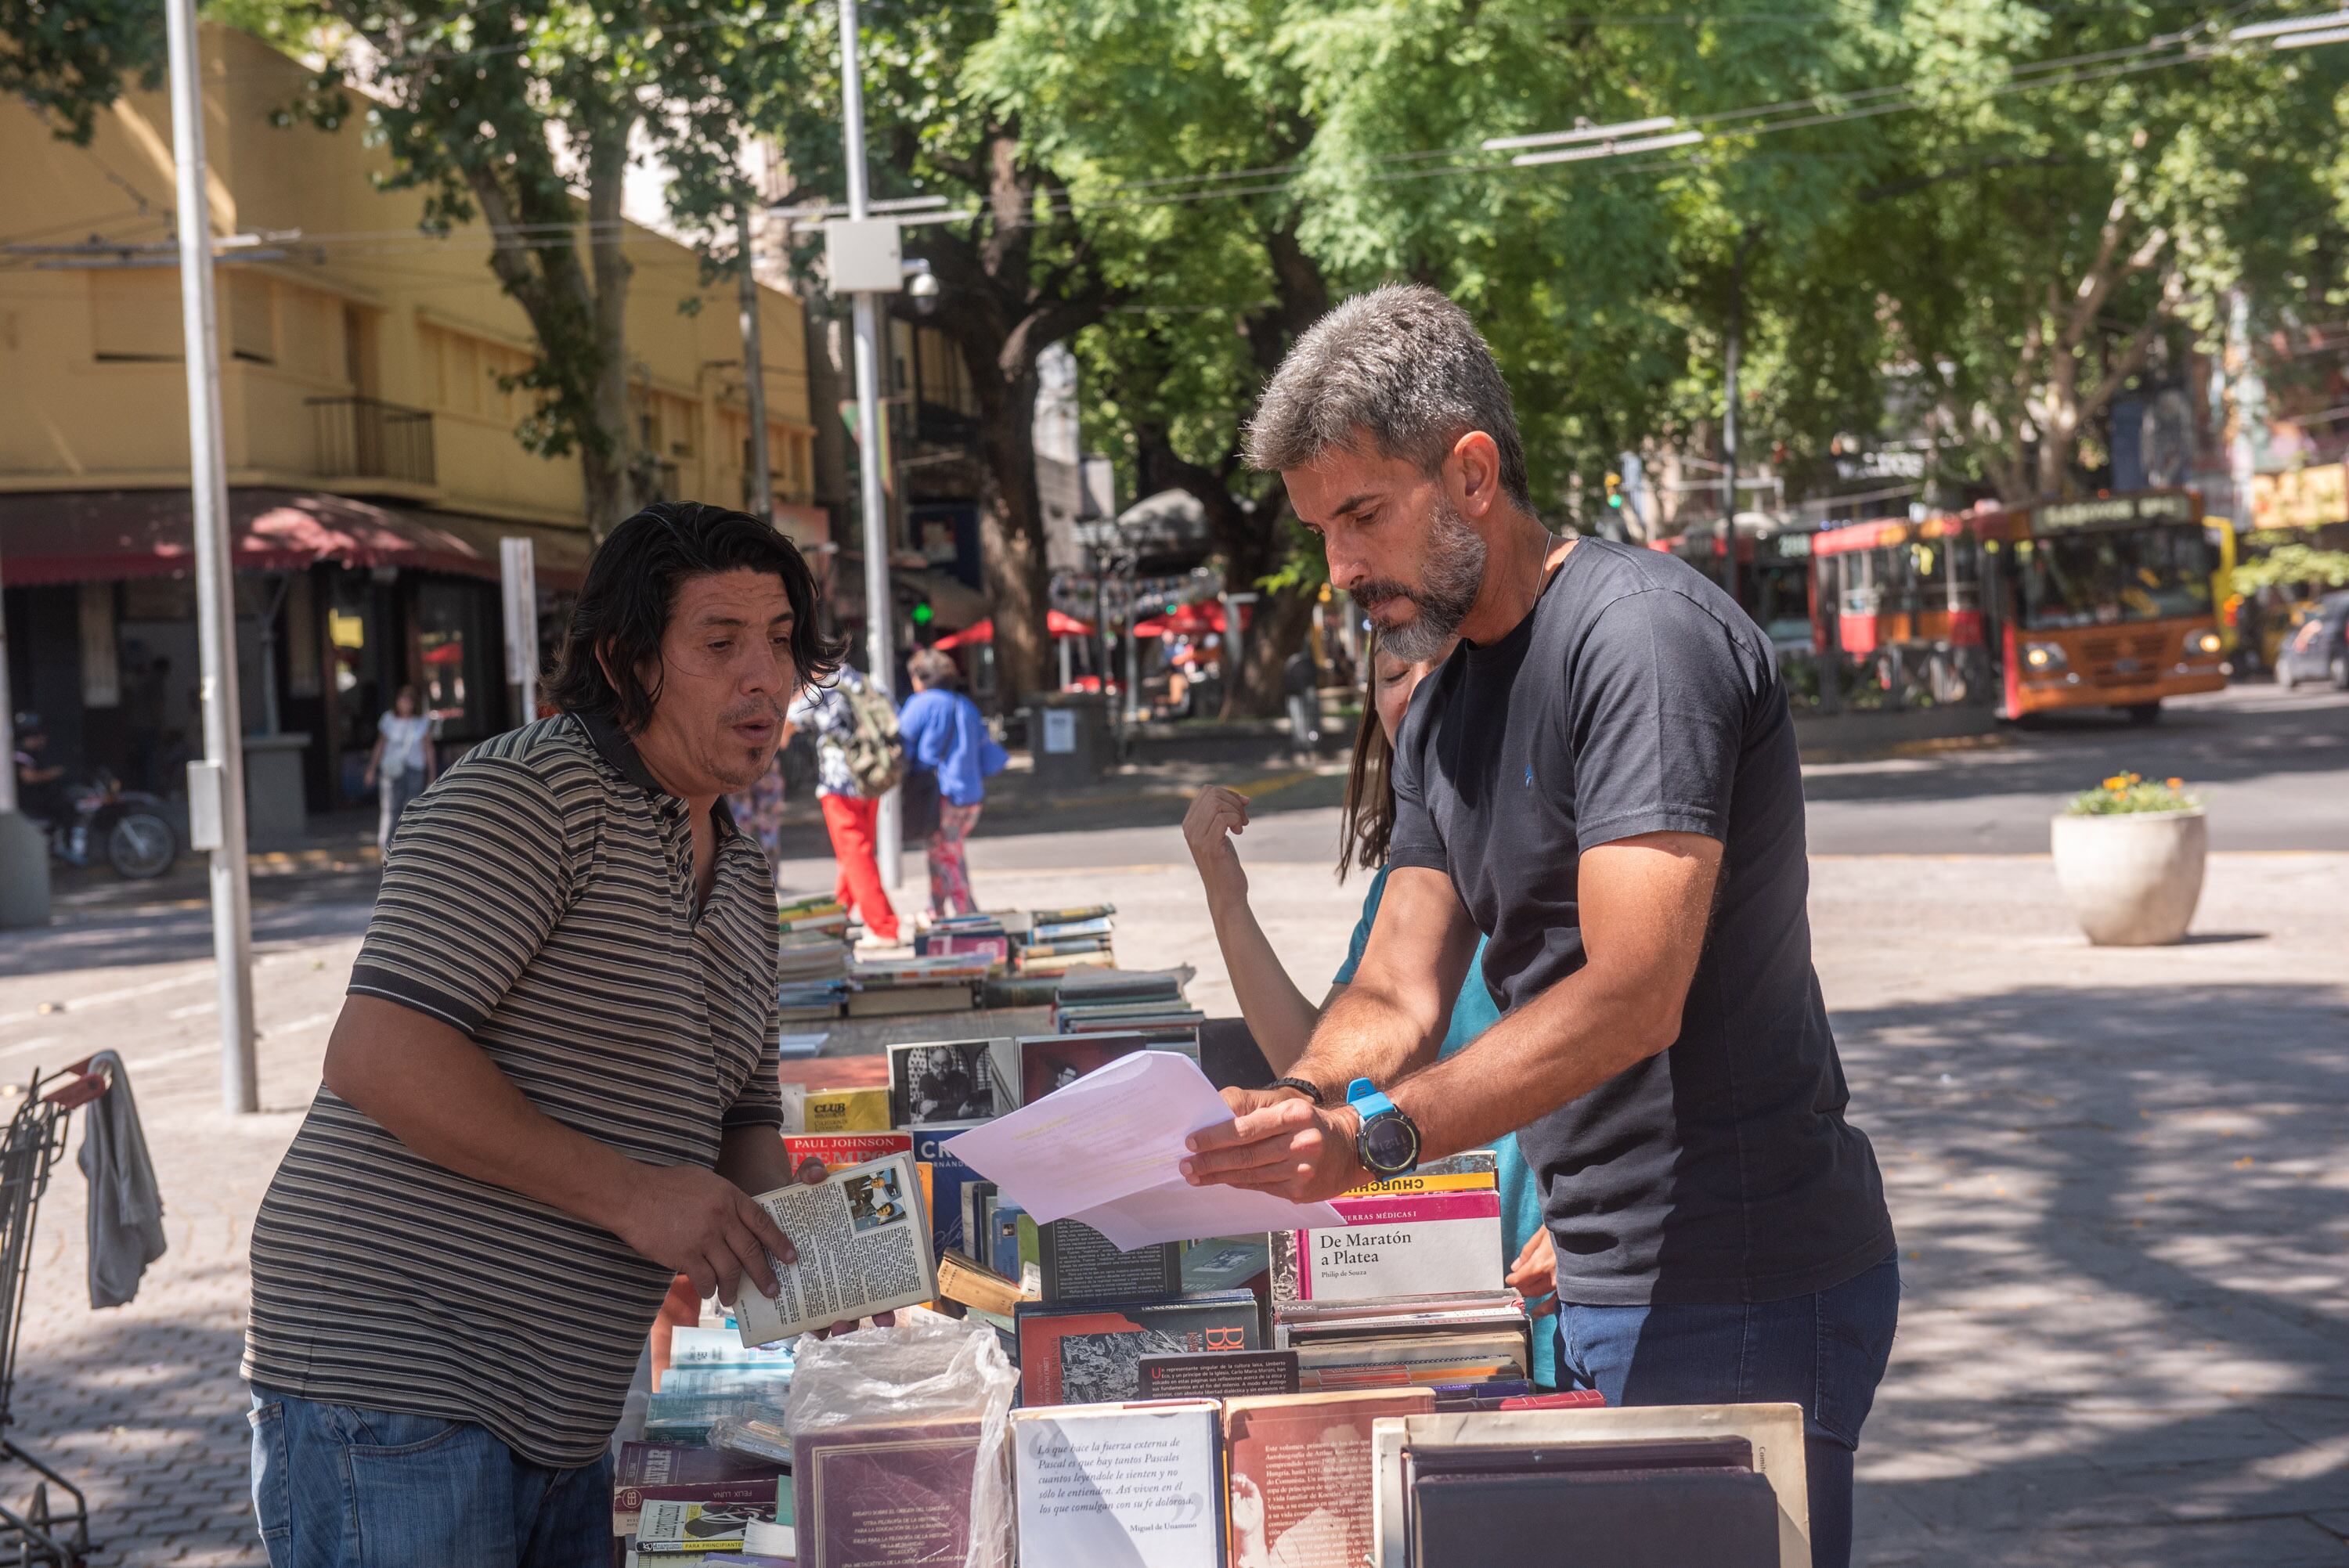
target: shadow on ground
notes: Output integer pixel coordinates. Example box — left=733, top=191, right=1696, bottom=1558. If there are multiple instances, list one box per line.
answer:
left=0, top=899, right=376, bottom=979
left=1833, top=980, right=2349, bottom=1564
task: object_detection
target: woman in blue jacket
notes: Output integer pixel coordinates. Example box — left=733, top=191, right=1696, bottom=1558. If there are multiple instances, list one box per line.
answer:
left=899, top=648, right=1009, bottom=917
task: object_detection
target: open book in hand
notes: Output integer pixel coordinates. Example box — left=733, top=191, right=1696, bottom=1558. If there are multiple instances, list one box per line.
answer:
left=734, top=1152, right=940, bottom=1346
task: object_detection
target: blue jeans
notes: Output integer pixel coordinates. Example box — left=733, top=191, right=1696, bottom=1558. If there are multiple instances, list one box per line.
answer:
left=248, top=1388, right=611, bottom=1568
left=1553, top=1253, right=1900, bottom=1568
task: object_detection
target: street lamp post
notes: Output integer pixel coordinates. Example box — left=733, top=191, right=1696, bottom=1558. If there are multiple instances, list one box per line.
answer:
left=833, top=0, right=903, bottom=891
left=166, top=0, right=259, bottom=1113
left=738, top=195, right=774, bottom=525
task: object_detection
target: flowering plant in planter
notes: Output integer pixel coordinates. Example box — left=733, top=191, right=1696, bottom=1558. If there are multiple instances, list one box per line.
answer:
left=2064, top=773, right=2199, bottom=816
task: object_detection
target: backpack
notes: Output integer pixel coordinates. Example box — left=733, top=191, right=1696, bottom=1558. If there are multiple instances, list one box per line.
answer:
left=839, top=677, right=906, bottom=798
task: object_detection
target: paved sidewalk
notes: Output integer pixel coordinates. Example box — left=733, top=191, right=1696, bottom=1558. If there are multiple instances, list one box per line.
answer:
left=0, top=852, right=2341, bottom=1563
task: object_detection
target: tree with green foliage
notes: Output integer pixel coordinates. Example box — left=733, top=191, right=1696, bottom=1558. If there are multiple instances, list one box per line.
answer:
left=1843, top=3, right=2347, bottom=503
left=0, top=0, right=161, bottom=144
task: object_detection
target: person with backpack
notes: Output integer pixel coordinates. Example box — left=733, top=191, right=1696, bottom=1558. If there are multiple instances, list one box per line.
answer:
left=785, top=663, right=902, bottom=946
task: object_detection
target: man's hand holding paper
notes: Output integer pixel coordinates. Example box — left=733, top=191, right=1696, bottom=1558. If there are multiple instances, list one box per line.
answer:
left=944, top=1051, right=1344, bottom=1249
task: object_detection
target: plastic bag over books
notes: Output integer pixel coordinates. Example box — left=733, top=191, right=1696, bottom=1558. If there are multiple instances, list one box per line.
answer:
left=785, top=1308, right=1017, bottom=1568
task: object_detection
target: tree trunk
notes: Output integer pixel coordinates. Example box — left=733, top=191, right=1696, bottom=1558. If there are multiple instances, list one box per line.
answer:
left=585, top=129, right=637, bottom=538
left=974, top=367, right=1053, bottom=702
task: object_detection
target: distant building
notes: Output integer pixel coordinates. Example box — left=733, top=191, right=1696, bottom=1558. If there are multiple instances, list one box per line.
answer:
left=0, top=23, right=821, bottom=813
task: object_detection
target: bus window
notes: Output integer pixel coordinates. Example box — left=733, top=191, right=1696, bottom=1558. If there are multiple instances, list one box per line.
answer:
left=2018, top=526, right=2215, bottom=629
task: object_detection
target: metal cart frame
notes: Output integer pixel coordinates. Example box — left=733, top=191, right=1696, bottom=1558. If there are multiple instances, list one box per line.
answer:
left=0, top=1062, right=105, bottom=1568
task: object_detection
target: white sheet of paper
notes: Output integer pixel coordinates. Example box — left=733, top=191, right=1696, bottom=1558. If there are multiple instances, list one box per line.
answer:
left=944, top=1049, right=1344, bottom=1245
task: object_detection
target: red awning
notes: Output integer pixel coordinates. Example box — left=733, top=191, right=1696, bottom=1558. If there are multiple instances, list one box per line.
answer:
left=933, top=610, right=1095, bottom=649
left=1134, top=600, right=1250, bottom=638
left=0, top=488, right=595, bottom=590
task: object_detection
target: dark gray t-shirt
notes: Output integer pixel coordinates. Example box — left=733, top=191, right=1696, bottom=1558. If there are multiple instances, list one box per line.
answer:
left=1388, top=539, right=1892, bottom=1306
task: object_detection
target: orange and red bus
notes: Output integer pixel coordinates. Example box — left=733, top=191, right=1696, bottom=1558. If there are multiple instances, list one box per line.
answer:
left=1811, top=489, right=2229, bottom=722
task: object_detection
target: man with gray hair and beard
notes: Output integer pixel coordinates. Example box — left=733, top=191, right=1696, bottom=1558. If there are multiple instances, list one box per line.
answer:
left=1181, top=285, right=1897, bottom=1568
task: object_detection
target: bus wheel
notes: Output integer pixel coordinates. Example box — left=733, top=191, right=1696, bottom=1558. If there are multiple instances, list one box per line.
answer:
left=2123, top=702, right=2162, bottom=726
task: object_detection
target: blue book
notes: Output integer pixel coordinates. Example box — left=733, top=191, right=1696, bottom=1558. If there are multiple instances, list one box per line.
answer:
left=987, top=1201, right=1028, bottom=1281
left=911, top=1126, right=981, bottom=1259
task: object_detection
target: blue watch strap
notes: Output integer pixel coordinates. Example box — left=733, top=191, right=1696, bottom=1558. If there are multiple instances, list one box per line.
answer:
left=1346, top=1076, right=1395, bottom=1121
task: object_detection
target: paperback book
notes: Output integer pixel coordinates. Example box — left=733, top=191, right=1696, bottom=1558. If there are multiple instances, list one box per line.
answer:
left=781, top=1084, right=891, bottom=1134
left=1224, top=1389, right=1436, bottom=1568
left=1021, top=1215, right=1182, bottom=1304
left=1012, top=1400, right=1224, bottom=1568
left=734, top=1153, right=937, bottom=1346
left=888, top=1037, right=1019, bottom=1124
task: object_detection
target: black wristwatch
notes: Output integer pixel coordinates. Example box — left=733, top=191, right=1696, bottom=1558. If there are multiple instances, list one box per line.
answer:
left=1267, top=1076, right=1327, bottom=1107
left=1346, top=1076, right=1423, bottom=1178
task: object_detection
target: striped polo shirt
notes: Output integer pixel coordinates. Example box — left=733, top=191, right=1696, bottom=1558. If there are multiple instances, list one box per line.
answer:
left=243, top=712, right=782, bottom=1466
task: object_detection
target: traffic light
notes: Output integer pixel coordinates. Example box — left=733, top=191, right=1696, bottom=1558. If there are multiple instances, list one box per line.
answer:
left=1604, top=471, right=1623, bottom=510
left=910, top=599, right=934, bottom=629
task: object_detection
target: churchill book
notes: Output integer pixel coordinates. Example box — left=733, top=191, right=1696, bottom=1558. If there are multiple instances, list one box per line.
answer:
left=1272, top=1153, right=1503, bottom=1307
left=1012, top=1400, right=1225, bottom=1568
left=734, top=1153, right=937, bottom=1346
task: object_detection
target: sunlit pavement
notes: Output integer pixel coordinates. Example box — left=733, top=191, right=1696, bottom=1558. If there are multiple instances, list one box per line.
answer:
left=0, top=788, right=2342, bottom=1562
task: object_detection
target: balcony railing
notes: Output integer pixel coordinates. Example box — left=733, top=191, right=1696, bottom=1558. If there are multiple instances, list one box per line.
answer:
left=306, top=396, right=436, bottom=487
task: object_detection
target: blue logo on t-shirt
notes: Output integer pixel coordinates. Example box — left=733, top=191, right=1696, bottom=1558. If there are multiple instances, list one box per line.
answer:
left=1525, top=766, right=1534, bottom=787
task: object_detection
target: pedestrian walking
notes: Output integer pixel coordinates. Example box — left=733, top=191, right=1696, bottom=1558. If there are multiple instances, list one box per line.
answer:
left=1183, top=623, right=1559, bottom=1386
left=786, top=662, right=902, bottom=946
left=1281, top=647, right=1320, bottom=757
left=244, top=502, right=847, bottom=1568
left=363, top=683, right=436, bottom=854
left=1185, top=286, right=1896, bottom=1568
left=725, top=748, right=791, bottom=889
left=897, top=647, right=1008, bottom=919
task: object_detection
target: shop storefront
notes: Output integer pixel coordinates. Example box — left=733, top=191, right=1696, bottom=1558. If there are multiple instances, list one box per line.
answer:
left=0, top=488, right=587, bottom=817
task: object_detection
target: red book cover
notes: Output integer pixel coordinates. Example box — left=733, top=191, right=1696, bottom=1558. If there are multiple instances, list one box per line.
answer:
left=1222, top=1390, right=1435, bottom=1568
left=783, top=1132, right=915, bottom=1172
left=1498, top=1390, right=1607, bottom=1411
left=792, top=1419, right=982, bottom=1568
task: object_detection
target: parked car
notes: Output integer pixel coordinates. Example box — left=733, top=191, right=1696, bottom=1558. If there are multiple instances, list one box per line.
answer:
left=2275, top=589, right=2349, bottom=690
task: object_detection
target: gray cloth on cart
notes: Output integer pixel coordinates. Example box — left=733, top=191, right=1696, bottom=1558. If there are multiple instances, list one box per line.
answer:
left=77, top=1051, right=165, bottom=1308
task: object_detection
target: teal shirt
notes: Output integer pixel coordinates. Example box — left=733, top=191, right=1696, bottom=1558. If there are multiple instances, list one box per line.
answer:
left=1333, top=866, right=1555, bottom=1388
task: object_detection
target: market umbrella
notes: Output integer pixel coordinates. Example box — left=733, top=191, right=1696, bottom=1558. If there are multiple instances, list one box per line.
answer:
left=933, top=610, right=1095, bottom=649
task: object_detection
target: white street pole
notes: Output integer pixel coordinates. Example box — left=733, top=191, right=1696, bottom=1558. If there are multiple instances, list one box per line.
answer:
left=166, top=0, right=258, bottom=1114
left=738, top=197, right=774, bottom=524
left=500, top=535, right=539, bottom=727
left=837, top=0, right=902, bottom=891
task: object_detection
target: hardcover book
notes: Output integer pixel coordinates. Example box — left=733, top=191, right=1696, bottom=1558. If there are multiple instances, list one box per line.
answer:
left=783, top=1132, right=914, bottom=1173
left=1012, top=1400, right=1224, bottom=1568
left=1221, top=1390, right=1437, bottom=1568
left=1023, top=1215, right=1182, bottom=1305
left=612, top=1444, right=785, bottom=1535
left=889, top=1037, right=1019, bottom=1124
left=1015, top=1292, right=1262, bottom=1406
left=792, top=1419, right=983, bottom=1568
left=1138, top=1350, right=1299, bottom=1400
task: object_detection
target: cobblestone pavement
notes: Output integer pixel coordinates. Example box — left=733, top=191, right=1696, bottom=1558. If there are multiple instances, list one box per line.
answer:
left=0, top=850, right=2342, bottom=1564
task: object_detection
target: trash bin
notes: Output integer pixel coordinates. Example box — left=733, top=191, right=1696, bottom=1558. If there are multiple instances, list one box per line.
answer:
left=1023, top=691, right=1110, bottom=789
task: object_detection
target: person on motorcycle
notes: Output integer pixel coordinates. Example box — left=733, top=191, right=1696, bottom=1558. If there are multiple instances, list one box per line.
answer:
left=13, top=715, right=69, bottom=826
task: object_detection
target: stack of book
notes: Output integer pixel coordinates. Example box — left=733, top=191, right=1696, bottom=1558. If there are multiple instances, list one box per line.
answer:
left=775, top=892, right=853, bottom=1022
left=1369, top=1404, right=1809, bottom=1568
left=1012, top=903, right=1117, bottom=975
left=913, top=910, right=1016, bottom=971
left=619, top=1324, right=796, bottom=1566
left=843, top=952, right=991, bottom=1018
left=1268, top=1152, right=1540, bottom=1403
left=1049, top=967, right=1205, bottom=1036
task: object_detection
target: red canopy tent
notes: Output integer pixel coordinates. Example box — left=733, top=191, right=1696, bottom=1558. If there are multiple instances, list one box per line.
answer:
left=933, top=610, right=1095, bottom=649
left=1131, top=600, right=1250, bottom=638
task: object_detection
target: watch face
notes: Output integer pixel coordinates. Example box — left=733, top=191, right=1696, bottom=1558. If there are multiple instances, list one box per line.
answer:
left=1362, top=1112, right=1417, bottom=1173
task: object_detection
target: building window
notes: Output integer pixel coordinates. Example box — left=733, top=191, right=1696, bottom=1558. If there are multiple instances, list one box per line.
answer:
left=88, top=269, right=183, bottom=362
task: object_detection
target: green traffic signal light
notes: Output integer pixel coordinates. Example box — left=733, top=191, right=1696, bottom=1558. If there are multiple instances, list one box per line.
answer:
left=911, top=601, right=934, bottom=626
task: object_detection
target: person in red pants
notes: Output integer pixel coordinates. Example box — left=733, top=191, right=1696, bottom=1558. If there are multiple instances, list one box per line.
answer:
left=786, top=664, right=900, bottom=945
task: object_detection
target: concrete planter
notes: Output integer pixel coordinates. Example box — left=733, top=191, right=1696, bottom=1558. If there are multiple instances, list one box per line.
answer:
left=2048, top=808, right=2207, bottom=946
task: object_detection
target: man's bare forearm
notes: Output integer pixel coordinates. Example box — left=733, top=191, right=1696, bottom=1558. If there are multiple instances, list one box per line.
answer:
left=716, top=1124, right=796, bottom=1195
left=323, top=995, right=645, bottom=1233
left=1284, top=978, right=1446, bottom=1098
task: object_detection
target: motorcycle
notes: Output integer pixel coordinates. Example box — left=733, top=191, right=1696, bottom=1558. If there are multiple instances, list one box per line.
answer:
left=33, top=773, right=179, bottom=880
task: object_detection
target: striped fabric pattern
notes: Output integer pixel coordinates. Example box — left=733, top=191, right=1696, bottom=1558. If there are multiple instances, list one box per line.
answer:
left=243, top=712, right=782, bottom=1467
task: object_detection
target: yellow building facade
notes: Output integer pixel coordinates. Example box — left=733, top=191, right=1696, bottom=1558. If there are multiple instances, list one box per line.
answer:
left=0, top=23, right=823, bottom=827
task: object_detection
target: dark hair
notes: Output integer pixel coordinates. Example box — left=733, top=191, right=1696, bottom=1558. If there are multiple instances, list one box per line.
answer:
left=907, top=647, right=962, bottom=690
left=547, top=500, right=843, bottom=731
left=1337, top=624, right=1393, bottom=882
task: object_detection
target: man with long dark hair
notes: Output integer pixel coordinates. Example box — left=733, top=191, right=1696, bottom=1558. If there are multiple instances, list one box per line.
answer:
left=244, top=503, right=842, bottom=1567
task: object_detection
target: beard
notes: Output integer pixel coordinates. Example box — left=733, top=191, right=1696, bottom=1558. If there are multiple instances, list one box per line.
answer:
left=1349, top=495, right=1488, bottom=663
left=709, top=695, right=785, bottom=791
